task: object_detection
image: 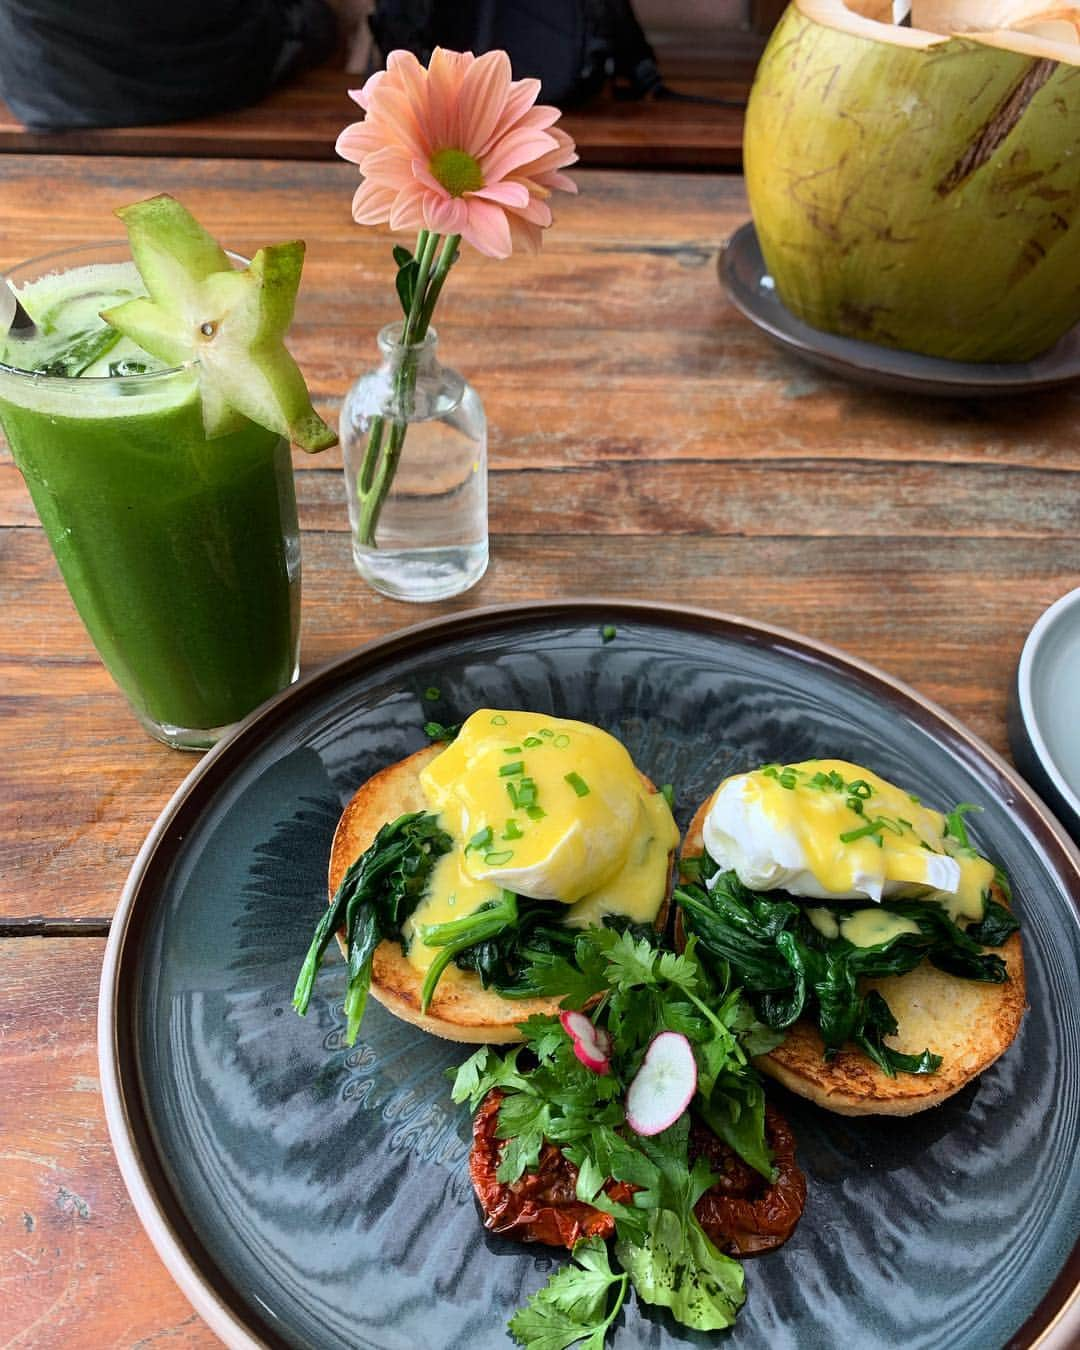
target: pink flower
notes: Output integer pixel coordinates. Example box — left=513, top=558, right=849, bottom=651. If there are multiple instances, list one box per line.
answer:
left=336, top=48, right=578, bottom=259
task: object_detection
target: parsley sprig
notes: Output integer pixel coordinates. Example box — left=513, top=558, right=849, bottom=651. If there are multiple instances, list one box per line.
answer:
left=450, top=927, right=781, bottom=1344
left=508, top=1238, right=627, bottom=1350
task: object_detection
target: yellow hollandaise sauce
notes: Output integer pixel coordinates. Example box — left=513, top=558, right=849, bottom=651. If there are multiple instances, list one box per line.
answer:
left=806, top=906, right=923, bottom=948
left=704, top=759, right=996, bottom=924
left=400, top=709, right=679, bottom=972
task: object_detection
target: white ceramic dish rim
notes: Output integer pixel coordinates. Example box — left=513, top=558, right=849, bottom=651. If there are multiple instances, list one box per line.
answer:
left=1016, top=586, right=1080, bottom=823
left=97, top=598, right=1080, bottom=1350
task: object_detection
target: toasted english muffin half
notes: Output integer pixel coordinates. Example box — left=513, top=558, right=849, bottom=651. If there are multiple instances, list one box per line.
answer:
left=679, top=794, right=1026, bottom=1116
left=329, top=743, right=675, bottom=1045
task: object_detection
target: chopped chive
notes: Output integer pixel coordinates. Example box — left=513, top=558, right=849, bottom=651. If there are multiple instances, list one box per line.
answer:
left=763, top=764, right=798, bottom=789
left=466, top=826, right=493, bottom=852
left=424, top=720, right=460, bottom=742
left=847, top=796, right=865, bottom=816
left=502, top=819, right=523, bottom=841
left=506, top=782, right=520, bottom=808
left=526, top=805, right=546, bottom=821
left=490, top=714, right=508, bottom=726
left=601, top=624, right=617, bottom=643
left=565, top=771, right=590, bottom=798
left=499, top=760, right=524, bottom=777
left=553, top=734, right=571, bottom=749
left=484, top=849, right=514, bottom=865
left=908, top=793, right=921, bottom=805
left=522, top=735, right=543, bottom=748
left=661, top=783, right=674, bottom=808
left=847, top=780, right=873, bottom=799
left=503, top=745, right=522, bottom=754
left=840, top=820, right=884, bottom=844
left=424, top=686, right=441, bottom=701
left=516, top=778, right=538, bottom=807
left=539, top=728, right=554, bottom=739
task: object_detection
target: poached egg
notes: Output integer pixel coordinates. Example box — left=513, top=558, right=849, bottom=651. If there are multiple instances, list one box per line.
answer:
left=702, top=759, right=995, bottom=921
left=402, top=710, right=680, bottom=971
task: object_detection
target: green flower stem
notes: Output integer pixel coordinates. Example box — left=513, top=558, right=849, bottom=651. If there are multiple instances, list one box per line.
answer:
left=417, top=233, right=461, bottom=335
left=356, top=228, right=456, bottom=549
left=357, top=413, right=384, bottom=496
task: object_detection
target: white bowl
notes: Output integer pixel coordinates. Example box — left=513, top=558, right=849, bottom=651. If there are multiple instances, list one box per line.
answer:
left=1011, top=585, right=1080, bottom=841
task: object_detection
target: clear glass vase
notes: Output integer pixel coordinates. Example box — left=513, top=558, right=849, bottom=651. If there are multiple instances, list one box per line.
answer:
left=340, top=323, right=488, bottom=602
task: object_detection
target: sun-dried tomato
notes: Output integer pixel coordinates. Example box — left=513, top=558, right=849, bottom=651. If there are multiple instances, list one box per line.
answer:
left=691, top=1105, right=806, bottom=1255
left=469, top=1090, right=805, bottom=1256
left=469, top=1090, right=635, bottom=1248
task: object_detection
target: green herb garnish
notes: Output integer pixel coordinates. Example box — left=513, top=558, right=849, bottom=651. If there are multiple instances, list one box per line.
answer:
left=292, top=811, right=452, bottom=1043
left=509, top=1238, right=627, bottom=1349
left=424, top=719, right=460, bottom=742
left=451, top=928, right=775, bottom=1342
left=565, top=771, right=590, bottom=798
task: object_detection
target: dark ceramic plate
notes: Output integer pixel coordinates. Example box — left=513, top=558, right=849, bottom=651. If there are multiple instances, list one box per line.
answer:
left=99, top=602, right=1080, bottom=1350
left=720, top=222, right=1080, bottom=397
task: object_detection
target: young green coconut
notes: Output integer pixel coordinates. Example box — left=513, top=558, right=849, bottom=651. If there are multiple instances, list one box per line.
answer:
left=102, top=195, right=337, bottom=451
left=744, top=1, right=1080, bottom=362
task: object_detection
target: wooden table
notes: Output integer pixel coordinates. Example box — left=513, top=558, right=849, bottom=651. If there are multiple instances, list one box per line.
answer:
left=2, top=155, right=1078, bottom=1348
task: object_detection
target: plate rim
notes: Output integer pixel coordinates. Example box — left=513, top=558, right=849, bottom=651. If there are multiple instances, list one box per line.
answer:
left=719, top=220, right=1080, bottom=396
left=97, top=597, right=1080, bottom=1350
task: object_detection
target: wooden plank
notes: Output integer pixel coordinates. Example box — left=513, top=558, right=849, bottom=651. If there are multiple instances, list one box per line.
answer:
left=0, top=61, right=750, bottom=168
left=0, top=938, right=219, bottom=1348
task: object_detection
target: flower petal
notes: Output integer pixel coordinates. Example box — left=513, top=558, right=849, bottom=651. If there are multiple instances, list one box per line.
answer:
left=510, top=194, right=553, bottom=227
left=424, top=194, right=469, bottom=234
left=506, top=212, right=544, bottom=255
left=357, top=143, right=416, bottom=187
left=538, top=170, right=578, bottom=194
left=481, top=127, right=560, bottom=185
left=427, top=47, right=472, bottom=146
left=351, top=180, right=397, bottom=225
left=499, top=77, right=543, bottom=132
left=336, top=121, right=380, bottom=165
left=459, top=49, right=513, bottom=154
left=469, top=180, right=530, bottom=209
left=388, top=182, right=426, bottom=232
left=461, top=197, right=513, bottom=259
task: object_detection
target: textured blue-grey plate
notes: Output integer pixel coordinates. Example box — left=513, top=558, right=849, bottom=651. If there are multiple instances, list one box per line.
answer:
left=721, top=222, right=1080, bottom=397
left=99, top=602, right=1080, bottom=1350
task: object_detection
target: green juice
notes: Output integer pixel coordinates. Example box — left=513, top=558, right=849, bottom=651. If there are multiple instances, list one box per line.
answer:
left=0, top=255, right=300, bottom=745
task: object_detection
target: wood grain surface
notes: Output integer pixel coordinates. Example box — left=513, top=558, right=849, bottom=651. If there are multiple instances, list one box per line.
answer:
left=0, top=61, right=751, bottom=168
left=0, top=939, right=219, bottom=1348
left=2, top=155, right=1079, bottom=1346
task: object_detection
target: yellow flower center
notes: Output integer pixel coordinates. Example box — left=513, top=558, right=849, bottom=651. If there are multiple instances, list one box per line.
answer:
left=429, top=148, right=484, bottom=198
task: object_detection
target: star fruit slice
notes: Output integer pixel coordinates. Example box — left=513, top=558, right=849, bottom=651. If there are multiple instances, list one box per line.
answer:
left=101, top=195, right=336, bottom=451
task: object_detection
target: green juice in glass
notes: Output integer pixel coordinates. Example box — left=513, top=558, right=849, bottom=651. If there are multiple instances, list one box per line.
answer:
left=0, top=245, right=300, bottom=748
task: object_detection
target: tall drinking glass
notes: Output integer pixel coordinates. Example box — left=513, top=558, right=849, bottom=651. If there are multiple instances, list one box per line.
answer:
left=0, top=243, right=301, bottom=750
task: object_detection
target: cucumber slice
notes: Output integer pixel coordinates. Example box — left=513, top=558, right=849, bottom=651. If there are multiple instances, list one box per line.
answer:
left=101, top=195, right=336, bottom=451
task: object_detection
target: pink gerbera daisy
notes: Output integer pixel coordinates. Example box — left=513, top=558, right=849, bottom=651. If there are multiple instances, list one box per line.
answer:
left=336, top=47, right=578, bottom=258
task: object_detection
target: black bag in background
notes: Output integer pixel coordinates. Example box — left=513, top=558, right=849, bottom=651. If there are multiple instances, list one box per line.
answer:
left=0, top=0, right=337, bottom=131
left=369, top=0, right=662, bottom=107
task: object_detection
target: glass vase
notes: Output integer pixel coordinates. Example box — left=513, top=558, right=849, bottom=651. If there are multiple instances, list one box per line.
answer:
left=340, top=323, right=488, bottom=602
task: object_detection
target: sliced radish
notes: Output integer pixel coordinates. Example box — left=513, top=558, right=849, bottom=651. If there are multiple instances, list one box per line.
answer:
left=625, top=1031, right=697, bottom=1136
left=559, top=1009, right=612, bottom=1074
